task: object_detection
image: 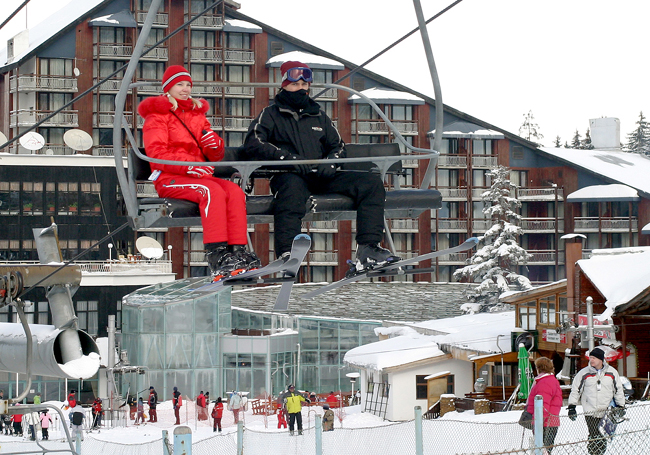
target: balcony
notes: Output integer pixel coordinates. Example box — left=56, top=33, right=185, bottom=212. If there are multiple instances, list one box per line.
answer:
left=307, top=220, right=339, bottom=232
left=186, top=14, right=224, bottom=30
left=434, top=219, right=469, bottom=232
left=520, top=218, right=564, bottom=233
left=574, top=217, right=638, bottom=233
left=10, top=109, right=78, bottom=128
left=353, top=120, right=418, bottom=135
left=94, top=43, right=168, bottom=61
left=208, top=116, right=253, bottom=132
left=388, top=219, right=419, bottom=232
left=93, top=146, right=129, bottom=157
left=94, top=112, right=133, bottom=128
left=517, top=187, right=564, bottom=201
left=136, top=11, right=169, bottom=27
left=10, top=75, right=77, bottom=93
left=437, top=251, right=472, bottom=265
left=191, top=83, right=255, bottom=98
left=472, top=219, right=492, bottom=233
left=438, top=188, right=468, bottom=200
left=527, top=250, right=565, bottom=265
left=186, top=48, right=254, bottom=64
left=9, top=143, right=74, bottom=155
left=471, top=155, right=498, bottom=168
left=437, top=154, right=468, bottom=168
left=308, top=251, right=338, bottom=265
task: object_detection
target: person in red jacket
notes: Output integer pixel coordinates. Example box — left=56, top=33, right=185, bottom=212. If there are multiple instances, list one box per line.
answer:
left=172, top=387, right=182, bottom=425
left=211, top=396, right=224, bottom=432
left=525, top=357, right=563, bottom=452
left=196, top=391, right=208, bottom=421
left=137, top=65, right=260, bottom=280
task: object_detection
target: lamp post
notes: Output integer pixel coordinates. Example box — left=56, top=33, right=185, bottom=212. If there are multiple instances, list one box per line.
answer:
left=346, top=372, right=360, bottom=406
left=108, top=243, right=113, bottom=261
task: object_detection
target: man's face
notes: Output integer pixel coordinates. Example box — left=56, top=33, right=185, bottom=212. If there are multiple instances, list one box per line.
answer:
left=283, top=80, right=310, bottom=92
left=589, top=355, right=604, bottom=369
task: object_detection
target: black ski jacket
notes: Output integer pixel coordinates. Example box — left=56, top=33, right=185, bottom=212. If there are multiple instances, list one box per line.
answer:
left=243, top=94, right=344, bottom=161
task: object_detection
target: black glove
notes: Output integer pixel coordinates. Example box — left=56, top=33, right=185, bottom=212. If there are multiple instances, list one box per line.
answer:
left=612, top=406, right=626, bottom=419
left=281, top=153, right=312, bottom=175
left=568, top=405, right=577, bottom=421
left=316, top=161, right=336, bottom=178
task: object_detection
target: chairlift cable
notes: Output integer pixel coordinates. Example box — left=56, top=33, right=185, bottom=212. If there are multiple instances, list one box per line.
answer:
left=0, top=0, right=30, bottom=31
left=0, top=0, right=225, bottom=151
left=311, top=0, right=464, bottom=99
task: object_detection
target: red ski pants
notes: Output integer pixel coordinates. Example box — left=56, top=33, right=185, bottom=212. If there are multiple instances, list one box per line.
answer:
left=155, top=174, right=248, bottom=245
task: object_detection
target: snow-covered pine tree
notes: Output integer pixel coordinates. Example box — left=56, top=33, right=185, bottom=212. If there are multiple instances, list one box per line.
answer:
left=553, top=136, right=562, bottom=147
left=570, top=129, right=582, bottom=149
left=624, top=111, right=650, bottom=155
left=581, top=129, right=594, bottom=150
left=519, top=110, right=544, bottom=145
left=453, top=166, right=533, bottom=313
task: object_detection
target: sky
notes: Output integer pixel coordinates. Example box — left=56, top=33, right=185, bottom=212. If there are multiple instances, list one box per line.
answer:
left=1, top=0, right=649, bottom=146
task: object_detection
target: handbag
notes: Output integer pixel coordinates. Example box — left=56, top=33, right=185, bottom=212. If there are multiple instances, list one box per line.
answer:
left=518, top=409, right=533, bottom=430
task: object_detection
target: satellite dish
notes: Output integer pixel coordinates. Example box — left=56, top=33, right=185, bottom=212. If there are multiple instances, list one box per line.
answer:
left=64, top=129, right=93, bottom=151
left=19, top=131, right=45, bottom=151
left=0, top=131, right=8, bottom=148
left=136, top=236, right=164, bottom=259
left=73, top=67, right=81, bottom=77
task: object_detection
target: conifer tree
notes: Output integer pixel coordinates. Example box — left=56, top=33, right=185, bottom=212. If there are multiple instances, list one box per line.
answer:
left=453, top=166, right=532, bottom=313
left=570, top=129, right=582, bottom=149
left=519, top=110, right=544, bottom=145
left=553, top=136, right=562, bottom=147
left=581, top=129, right=594, bottom=150
left=624, top=111, right=650, bottom=154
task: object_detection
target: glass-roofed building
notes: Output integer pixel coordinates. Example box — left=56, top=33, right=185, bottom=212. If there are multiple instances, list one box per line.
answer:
left=121, top=279, right=472, bottom=401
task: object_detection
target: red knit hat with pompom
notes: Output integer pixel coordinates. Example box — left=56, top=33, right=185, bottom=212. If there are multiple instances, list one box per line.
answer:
left=162, top=65, right=192, bottom=92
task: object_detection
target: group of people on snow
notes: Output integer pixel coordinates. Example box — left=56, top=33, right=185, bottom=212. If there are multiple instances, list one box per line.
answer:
left=138, top=60, right=398, bottom=282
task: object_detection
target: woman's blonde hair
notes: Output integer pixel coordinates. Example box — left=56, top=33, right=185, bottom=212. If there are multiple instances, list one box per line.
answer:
left=535, top=357, right=555, bottom=375
left=166, top=93, right=202, bottom=111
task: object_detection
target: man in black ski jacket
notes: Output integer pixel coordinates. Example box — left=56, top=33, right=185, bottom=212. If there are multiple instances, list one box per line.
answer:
left=244, top=60, right=399, bottom=269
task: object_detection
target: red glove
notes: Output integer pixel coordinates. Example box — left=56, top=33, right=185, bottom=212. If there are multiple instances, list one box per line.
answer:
left=200, top=130, right=222, bottom=150
left=187, top=165, right=214, bottom=178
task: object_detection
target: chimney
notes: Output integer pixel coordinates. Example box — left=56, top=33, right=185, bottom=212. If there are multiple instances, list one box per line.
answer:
left=7, top=30, right=29, bottom=64
left=589, top=118, right=620, bottom=150
left=562, top=234, right=586, bottom=313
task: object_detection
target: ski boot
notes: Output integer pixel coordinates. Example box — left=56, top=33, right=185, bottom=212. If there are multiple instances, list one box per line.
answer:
left=206, top=243, right=242, bottom=282
left=230, top=245, right=261, bottom=273
left=347, top=243, right=401, bottom=277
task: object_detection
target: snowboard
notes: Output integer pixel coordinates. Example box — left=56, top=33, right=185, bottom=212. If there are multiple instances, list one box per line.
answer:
left=190, top=234, right=311, bottom=298
left=302, top=237, right=479, bottom=299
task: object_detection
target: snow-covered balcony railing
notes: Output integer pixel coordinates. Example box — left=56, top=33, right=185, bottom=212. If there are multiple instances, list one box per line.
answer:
left=10, top=109, right=78, bottom=128
left=224, top=50, right=255, bottom=64
left=434, top=219, right=469, bottom=231
left=307, top=220, right=339, bottom=232
left=142, top=45, right=168, bottom=60
left=437, top=251, right=472, bottom=265
left=437, top=188, right=468, bottom=200
left=526, top=250, right=565, bottom=264
left=208, top=116, right=253, bottom=131
left=471, top=155, right=498, bottom=168
left=188, top=47, right=221, bottom=62
left=9, top=75, right=77, bottom=93
left=78, top=260, right=172, bottom=274
left=573, top=217, right=638, bottom=232
left=471, top=219, right=492, bottom=232
left=308, top=251, right=338, bottom=264
left=437, top=154, right=468, bottom=168
left=134, top=80, right=161, bottom=94
left=94, top=112, right=133, bottom=128
left=94, top=43, right=133, bottom=59
left=186, top=14, right=224, bottom=29
left=388, top=219, right=419, bottom=232
left=520, top=218, right=564, bottom=232
left=95, top=78, right=122, bottom=92
left=353, top=120, right=418, bottom=135
left=93, top=146, right=128, bottom=157
left=136, top=11, right=169, bottom=27
left=516, top=187, right=564, bottom=201
left=9, top=143, right=72, bottom=155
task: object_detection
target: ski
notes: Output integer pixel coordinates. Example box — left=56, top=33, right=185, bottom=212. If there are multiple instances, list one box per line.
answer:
left=302, top=237, right=479, bottom=299
left=190, top=234, right=310, bottom=293
left=273, top=234, right=312, bottom=311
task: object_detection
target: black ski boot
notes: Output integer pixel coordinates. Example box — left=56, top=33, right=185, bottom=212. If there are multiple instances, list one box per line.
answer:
left=205, top=242, right=241, bottom=281
left=352, top=243, right=401, bottom=274
left=230, top=245, right=261, bottom=271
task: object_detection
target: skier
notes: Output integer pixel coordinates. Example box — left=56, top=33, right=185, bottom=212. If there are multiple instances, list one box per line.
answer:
left=134, top=397, right=145, bottom=425
left=137, top=65, right=260, bottom=280
left=228, top=391, right=243, bottom=424
left=70, top=404, right=85, bottom=441
left=172, top=387, right=182, bottom=425
left=148, top=386, right=158, bottom=423
left=322, top=403, right=334, bottom=432
left=40, top=411, right=52, bottom=440
left=92, top=397, right=103, bottom=429
left=284, top=384, right=310, bottom=435
left=24, top=410, right=39, bottom=441
left=277, top=407, right=287, bottom=429
left=211, top=397, right=223, bottom=432
left=67, top=390, right=77, bottom=409
left=243, top=60, right=400, bottom=268
left=196, top=391, right=208, bottom=421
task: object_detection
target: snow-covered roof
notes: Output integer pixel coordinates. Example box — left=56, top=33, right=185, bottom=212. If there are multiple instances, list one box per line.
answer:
left=344, top=332, right=445, bottom=371
left=224, top=19, right=262, bottom=33
left=566, top=184, right=640, bottom=202
left=88, top=9, right=137, bottom=28
left=539, top=147, right=650, bottom=196
left=428, top=120, right=505, bottom=139
left=0, top=0, right=108, bottom=70
left=407, top=311, right=517, bottom=354
left=348, top=87, right=424, bottom=105
left=266, top=51, right=344, bottom=70
left=577, top=247, right=650, bottom=319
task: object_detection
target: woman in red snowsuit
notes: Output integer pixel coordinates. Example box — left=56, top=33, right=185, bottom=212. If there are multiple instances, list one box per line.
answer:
left=211, top=397, right=224, bottom=432
left=137, top=65, right=260, bottom=279
left=525, top=357, right=563, bottom=452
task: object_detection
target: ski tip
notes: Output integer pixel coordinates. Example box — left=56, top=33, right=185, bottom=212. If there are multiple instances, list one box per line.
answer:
left=467, top=237, right=479, bottom=244
left=295, top=233, right=311, bottom=240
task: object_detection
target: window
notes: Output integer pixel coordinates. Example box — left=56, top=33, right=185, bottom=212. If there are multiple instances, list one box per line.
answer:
left=98, top=27, right=125, bottom=44
left=225, top=32, right=249, bottom=50
left=519, top=300, right=537, bottom=330
left=0, top=182, right=20, bottom=215
left=225, top=99, right=250, bottom=117
left=191, top=30, right=215, bottom=47
left=39, top=58, right=73, bottom=76
left=473, top=139, right=492, bottom=155
left=391, top=105, right=413, bottom=121
left=138, top=62, right=165, bottom=81
left=190, top=64, right=215, bottom=82
left=224, top=65, right=249, bottom=83
left=510, top=170, right=528, bottom=188
left=416, top=375, right=428, bottom=399
left=539, top=295, right=556, bottom=325
left=21, top=182, right=44, bottom=215
left=38, top=93, right=72, bottom=111
left=76, top=300, right=99, bottom=335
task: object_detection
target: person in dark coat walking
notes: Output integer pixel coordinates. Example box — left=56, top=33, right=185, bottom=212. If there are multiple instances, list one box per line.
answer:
left=244, top=60, right=399, bottom=268
left=148, top=386, right=158, bottom=422
left=172, top=387, right=182, bottom=425
left=525, top=357, right=562, bottom=452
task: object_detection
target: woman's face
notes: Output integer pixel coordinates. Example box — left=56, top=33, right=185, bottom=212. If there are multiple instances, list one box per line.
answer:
left=168, top=80, right=192, bottom=100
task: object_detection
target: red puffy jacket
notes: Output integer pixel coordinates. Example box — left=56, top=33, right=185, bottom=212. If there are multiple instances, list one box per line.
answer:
left=137, top=95, right=224, bottom=176
left=525, top=373, right=563, bottom=427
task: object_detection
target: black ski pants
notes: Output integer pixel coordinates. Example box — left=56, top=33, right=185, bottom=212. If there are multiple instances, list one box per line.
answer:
left=270, top=171, right=386, bottom=256
left=585, top=415, right=607, bottom=455
left=288, top=411, right=303, bottom=432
